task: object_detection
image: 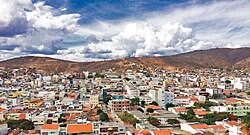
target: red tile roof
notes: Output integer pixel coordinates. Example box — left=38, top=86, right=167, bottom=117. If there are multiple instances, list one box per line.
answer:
left=19, top=114, right=26, bottom=120
left=41, top=124, right=59, bottom=130
left=209, top=125, right=225, bottom=130
left=0, top=108, right=6, bottom=113
left=226, top=121, right=238, bottom=127
left=173, top=107, right=188, bottom=112
left=191, top=124, right=209, bottom=129
left=67, top=124, right=93, bottom=133
left=153, top=130, right=172, bottom=135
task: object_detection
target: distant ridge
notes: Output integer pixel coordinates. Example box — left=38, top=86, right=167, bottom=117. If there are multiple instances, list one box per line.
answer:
left=0, top=47, right=249, bottom=73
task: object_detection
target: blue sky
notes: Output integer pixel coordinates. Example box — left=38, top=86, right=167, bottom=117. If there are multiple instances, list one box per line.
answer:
left=0, top=0, right=249, bottom=61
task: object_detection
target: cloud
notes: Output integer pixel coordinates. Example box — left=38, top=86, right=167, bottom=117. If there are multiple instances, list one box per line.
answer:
left=0, top=0, right=80, bottom=56
left=57, top=22, right=224, bottom=61
left=145, top=0, right=250, bottom=46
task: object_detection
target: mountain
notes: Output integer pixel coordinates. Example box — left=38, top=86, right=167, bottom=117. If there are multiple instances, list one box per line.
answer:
left=0, top=48, right=249, bottom=73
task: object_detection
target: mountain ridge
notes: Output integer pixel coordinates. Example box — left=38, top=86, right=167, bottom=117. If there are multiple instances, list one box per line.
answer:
left=0, top=47, right=249, bottom=73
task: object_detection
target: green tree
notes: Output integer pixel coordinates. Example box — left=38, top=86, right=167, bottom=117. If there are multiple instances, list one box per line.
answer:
left=146, top=108, right=154, bottom=113
left=137, top=107, right=144, bottom=113
left=99, top=112, right=109, bottom=122
left=131, top=97, right=140, bottom=106
left=58, top=117, right=66, bottom=123
left=7, top=119, right=34, bottom=130
left=167, top=119, right=180, bottom=128
left=149, top=101, right=158, bottom=106
left=96, top=109, right=103, bottom=115
left=147, top=117, right=160, bottom=127
left=103, top=96, right=111, bottom=104
left=187, top=108, right=195, bottom=115
left=165, top=103, right=175, bottom=110
left=242, top=112, right=250, bottom=132
left=141, top=100, right=145, bottom=107
left=225, top=80, right=231, bottom=84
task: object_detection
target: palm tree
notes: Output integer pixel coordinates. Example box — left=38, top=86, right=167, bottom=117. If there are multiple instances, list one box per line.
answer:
left=242, top=112, right=250, bottom=132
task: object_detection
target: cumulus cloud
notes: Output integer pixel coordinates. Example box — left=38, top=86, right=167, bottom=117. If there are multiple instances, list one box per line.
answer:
left=0, top=0, right=80, bottom=57
left=57, top=22, right=223, bottom=61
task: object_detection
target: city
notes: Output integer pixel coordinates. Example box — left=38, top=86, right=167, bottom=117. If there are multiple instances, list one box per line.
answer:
left=0, top=66, right=249, bottom=135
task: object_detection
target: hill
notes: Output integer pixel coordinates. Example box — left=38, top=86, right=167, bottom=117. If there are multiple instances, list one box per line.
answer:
left=0, top=48, right=249, bottom=73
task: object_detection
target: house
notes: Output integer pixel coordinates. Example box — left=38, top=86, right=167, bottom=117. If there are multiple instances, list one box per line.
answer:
left=181, top=123, right=210, bottom=134
left=66, top=123, right=93, bottom=134
left=168, top=107, right=188, bottom=114
left=208, top=125, right=227, bottom=135
left=127, top=129, right=172, bottom=135
left=41, top=124, right=60, bottom=135
left=193, top=109, right=210, bottom=118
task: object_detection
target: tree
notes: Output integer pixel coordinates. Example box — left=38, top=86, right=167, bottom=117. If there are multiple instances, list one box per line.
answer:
left=96, top=109, right=103, bottom=115
left=146, top=108, right=154, bottom=113
left=242, top=112, right=250, bottom=132
left=103, top=96, right=111, bottom=104
left=99, top=112, right=109, bottom=122
left=167, top=119, right=180, bottom=128
left=148, top=117, right=160, bottom=127
left=187, top=108, right=195, bottom=115
left=165, top=103, right=175, bottom=110
left=225, top=80, right=231, bottom=84
left=58, top=117, right=66, bottom=123
left=131, top=97, right=140, bottom=106
left=149, top=101, right=158, bottom=106
left=141, top=100, right=145, bottom=107
left=137, top=107, right=144, bottom=113
left=7, top=119, right=34, bottom=130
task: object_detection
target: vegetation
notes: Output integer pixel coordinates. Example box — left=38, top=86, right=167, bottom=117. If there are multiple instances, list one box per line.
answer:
left=131, top=97, right=140, bottom=106
left=99, top=112, right=109, bottom=122
left=165, top=103, right=175, bottom=110
left=167, top=119, right=180, bottom=128
left=149, top=101, right=158, bottom=106
left=118, top=113, right=139, bottom=125
left=140, top=100, right=145, bottom=107
left=95, top=73, right=105, bottom=78
left=242, top=112, right=250, bottom=132
left=103, top=96, right=111, bottom=104
left=146, top=108, right=154, bottom=113
left=7, top=119, right=34, bottom=130
left=137, top=107, right=144, bottom=113
left=96, top=109, right=103, bottom=115
left=58, top=117, right=66, bottom=123
left=194, top=101, right=218, bottom=110
left=147, top=117, right=160, bottom=127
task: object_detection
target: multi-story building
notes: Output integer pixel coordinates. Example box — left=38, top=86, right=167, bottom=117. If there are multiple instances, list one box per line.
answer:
left=108, top=99, right=131, bottom=112
left=89, top=95, right=99, bottom=107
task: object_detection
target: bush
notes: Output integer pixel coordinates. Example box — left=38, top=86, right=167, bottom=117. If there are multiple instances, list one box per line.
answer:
left=99, top=112, right=109, bottom=122
left=149, top=101, right=158, bottom=106
left=146, top=108, right=154, bottom=113
left=7, top=119, right=34, bottom=130
left=118, top=113, right=139, bottom=125
left=137, top=107, right=144, bottom=113
left=147, top=117, right=160, bottom=127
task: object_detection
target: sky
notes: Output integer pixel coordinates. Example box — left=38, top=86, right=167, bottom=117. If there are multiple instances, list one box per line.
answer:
left=0, top=0, right=249, bottom=61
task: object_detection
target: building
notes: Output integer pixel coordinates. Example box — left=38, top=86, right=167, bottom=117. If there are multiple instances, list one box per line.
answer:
left=28, top=98, right=44, bottom=109
left=66, top=124, right=93, bottom=135
left=41, top=124, right=60, bottom=135
left=181, top=123, right=210, bottom=134
left=89, top=95, right=99, bottom=107
left=108, top=99, right=131, bottom=112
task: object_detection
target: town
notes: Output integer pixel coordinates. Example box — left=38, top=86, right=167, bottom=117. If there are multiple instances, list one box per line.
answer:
left=0, top=66, right=249, bottom=135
